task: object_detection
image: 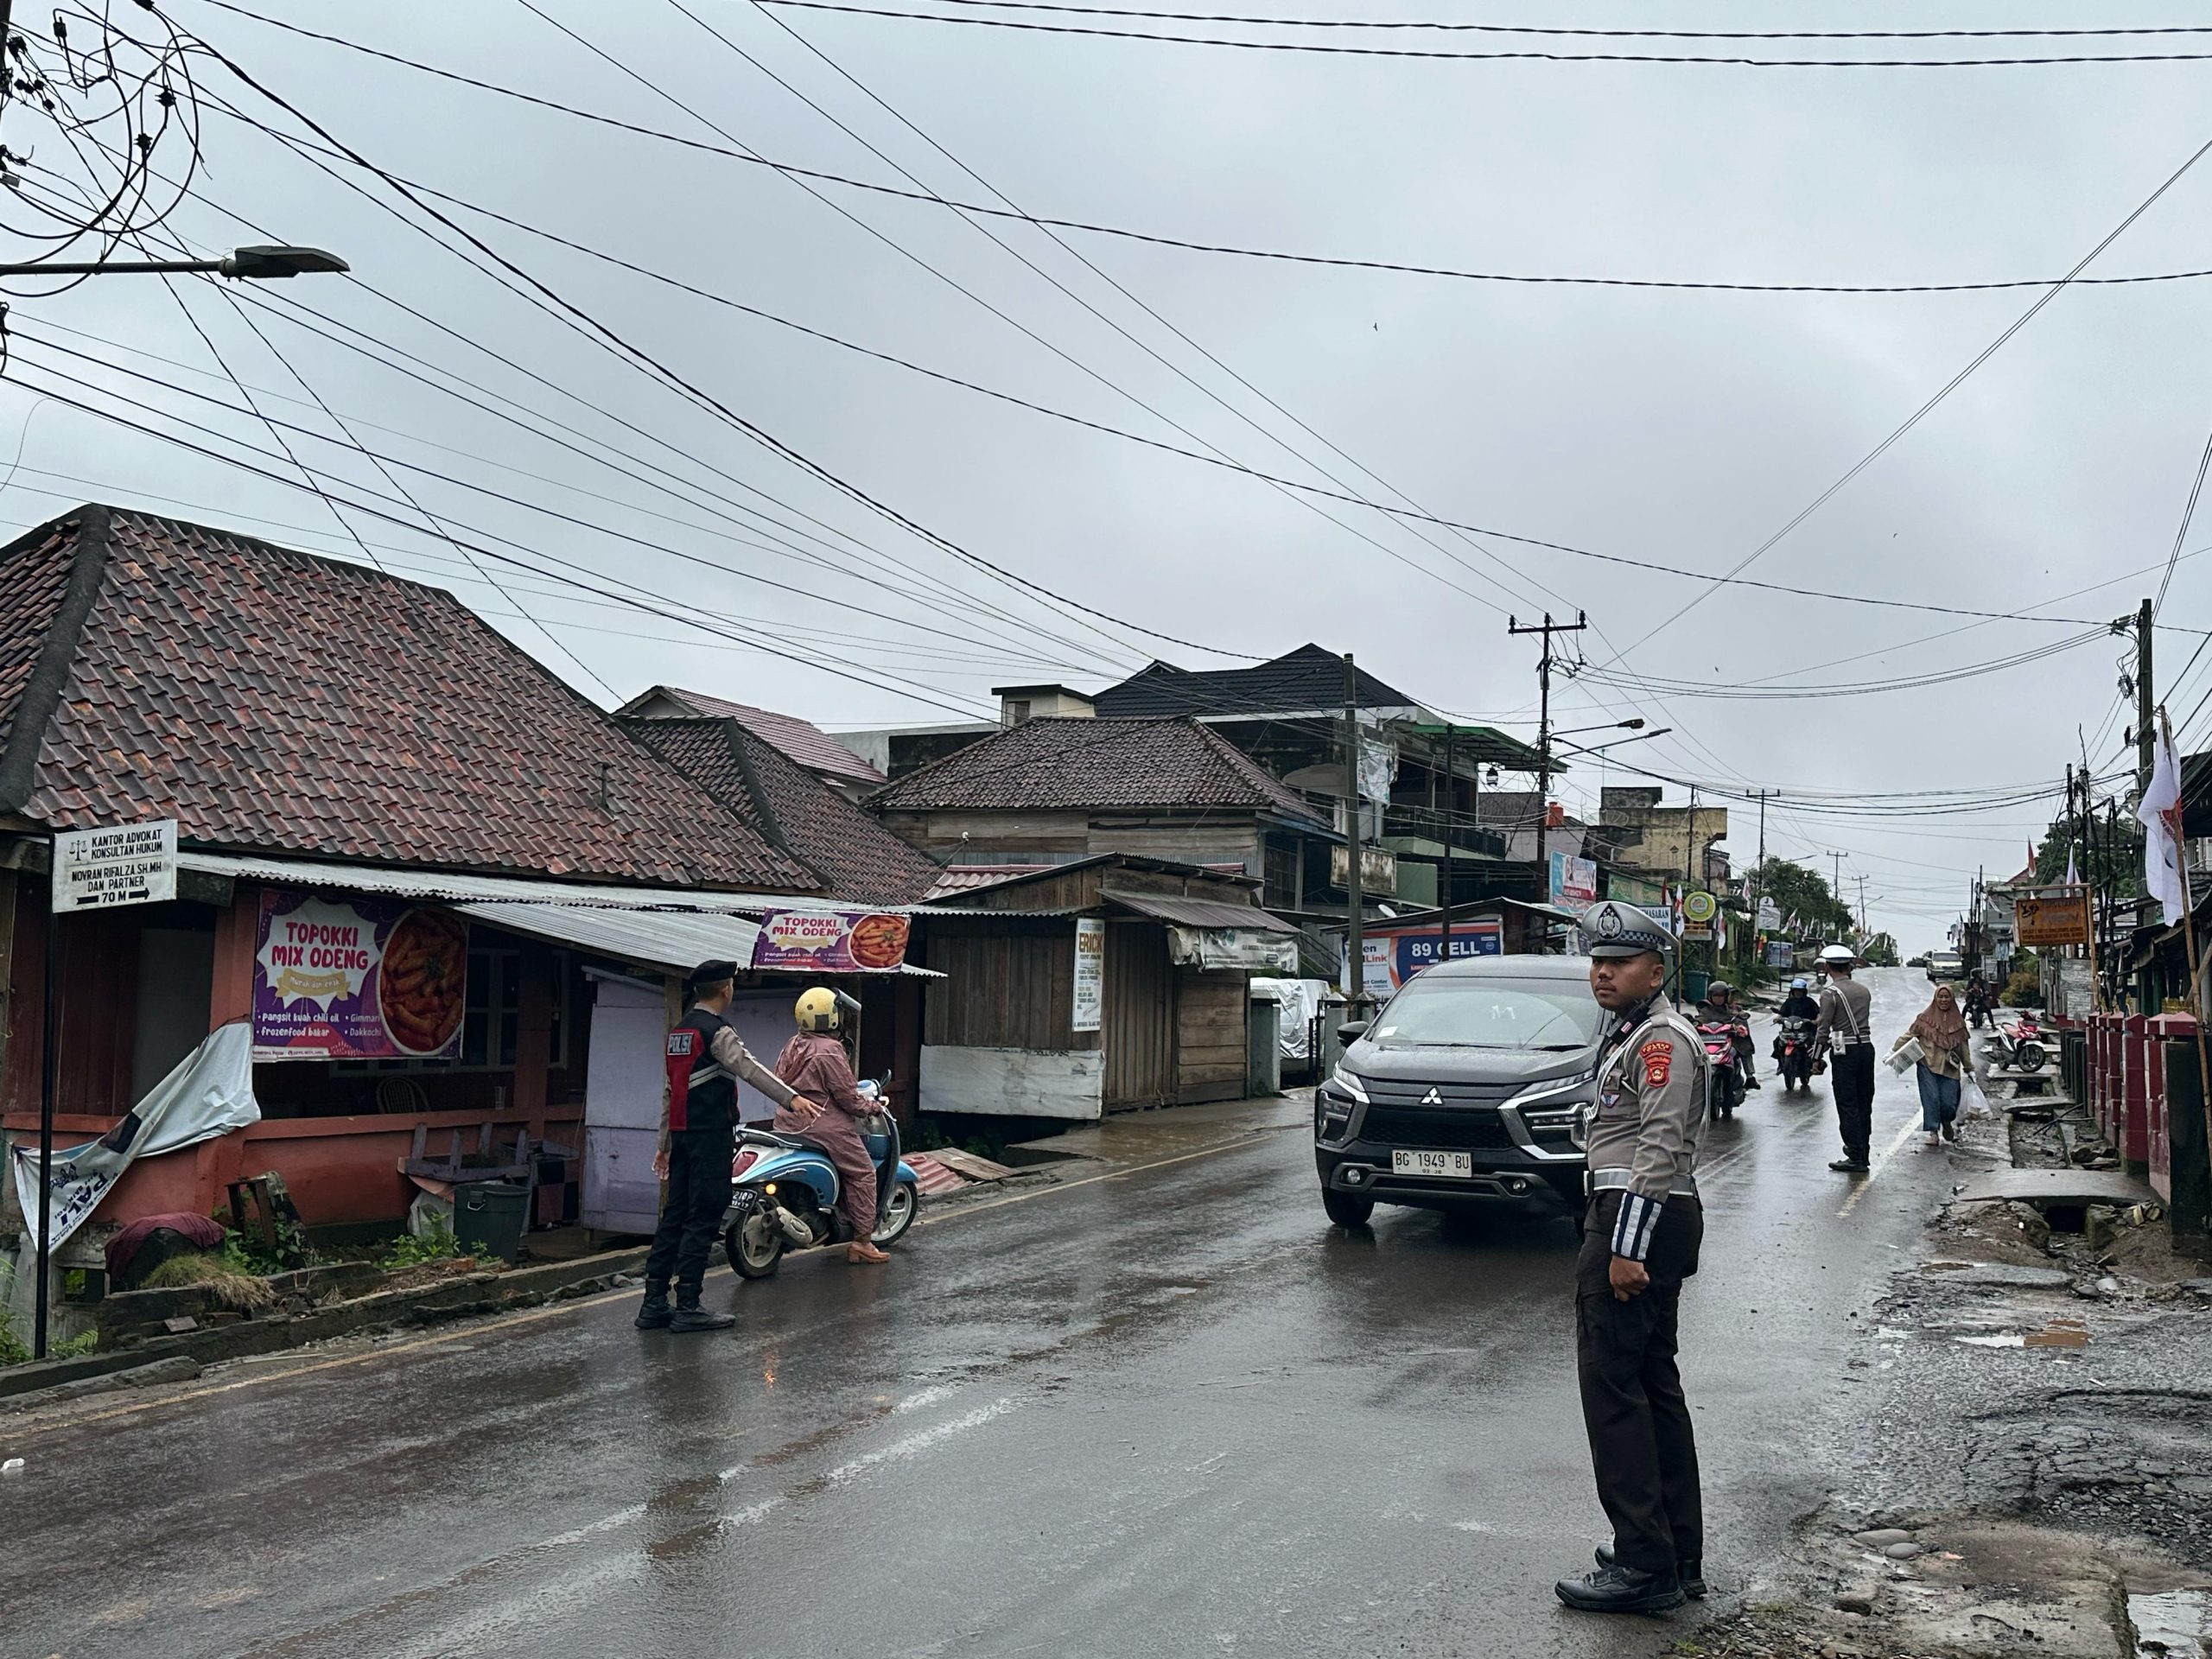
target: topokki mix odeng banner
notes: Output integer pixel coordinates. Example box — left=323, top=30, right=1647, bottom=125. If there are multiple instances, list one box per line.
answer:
left=749, top=908, right=911, bottom=974
left=252, top=889, right=468, bottom=1060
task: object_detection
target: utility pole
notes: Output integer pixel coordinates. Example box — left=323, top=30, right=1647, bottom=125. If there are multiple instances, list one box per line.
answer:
left=1438, top=724, right=1454, bottom=969
left=2137, top=597, right=2156, bottom=798
left=1509, top=611, right=1588, bottom=938
left=1854, top=874, right=1870, bottom=936
left=1343, top=653, right=1367, bottom=1014
left=1750, top=788, right=1779, bottom=936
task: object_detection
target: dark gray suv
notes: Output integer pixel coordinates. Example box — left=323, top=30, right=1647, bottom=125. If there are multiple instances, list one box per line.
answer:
left=1313, top=955, right=1604, bottom=1227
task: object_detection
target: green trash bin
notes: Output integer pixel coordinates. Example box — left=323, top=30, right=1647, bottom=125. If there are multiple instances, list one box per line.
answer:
left=1681, top=968, right=1711, bottom=1007
left=455, top=1180, right=530, bottom=1264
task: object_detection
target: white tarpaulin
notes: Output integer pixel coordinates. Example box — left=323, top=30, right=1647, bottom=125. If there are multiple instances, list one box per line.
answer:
left=8, top=1020, right=260, bottom=1252
left=1252, top=977, right=1328, bottom=1059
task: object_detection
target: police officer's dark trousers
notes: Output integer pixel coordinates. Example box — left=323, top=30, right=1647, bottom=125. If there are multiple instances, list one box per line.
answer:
left=1577, top=1191, right=1704, bottom=1577
left=1830, top=1043, right=1877, bottom=1164
left=644, top=1128, right=728, bottom=1293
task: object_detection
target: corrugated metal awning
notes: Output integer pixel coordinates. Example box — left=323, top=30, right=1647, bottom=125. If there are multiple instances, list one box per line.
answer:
left=174, top=853, right=942, bottom=976
left=1099, top=888, right=1298, bottom=932
left=175, top=851, right=991, bottom=917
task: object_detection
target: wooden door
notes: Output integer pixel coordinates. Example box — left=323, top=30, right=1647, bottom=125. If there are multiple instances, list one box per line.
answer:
left=1103, top=921, right=1173, bottom=1109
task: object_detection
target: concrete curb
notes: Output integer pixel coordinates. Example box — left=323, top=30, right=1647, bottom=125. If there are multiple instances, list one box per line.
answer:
left=0, top=1245, right=654, bottom=1409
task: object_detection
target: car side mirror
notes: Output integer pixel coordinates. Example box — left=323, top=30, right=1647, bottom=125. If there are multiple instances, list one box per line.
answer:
left=1336, top=1020, right=1370, bottom=1044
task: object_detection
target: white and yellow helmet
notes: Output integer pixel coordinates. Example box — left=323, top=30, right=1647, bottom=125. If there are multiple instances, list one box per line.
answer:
left=795, top=987, right=842, bottom=1032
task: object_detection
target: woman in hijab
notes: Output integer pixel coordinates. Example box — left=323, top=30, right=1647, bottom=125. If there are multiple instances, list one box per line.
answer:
left=1895, top=983, right=1971, bottom=1147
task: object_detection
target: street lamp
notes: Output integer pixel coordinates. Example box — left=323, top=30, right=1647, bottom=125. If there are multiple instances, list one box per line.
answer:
left=0, top=245, right=349, bottom=278
left=1551, top=726, right=1673, bottom=760
left=1550, top=718, right=1644, bottom=740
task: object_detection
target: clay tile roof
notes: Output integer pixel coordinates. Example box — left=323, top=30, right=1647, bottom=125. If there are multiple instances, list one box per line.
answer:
left=866, top=716, right=1329, bottom=823
left=620, top=685, right=885, bottom=787
left=625, top=716, right=944, bottom=905
left=0, top=506, right=817, bottom=890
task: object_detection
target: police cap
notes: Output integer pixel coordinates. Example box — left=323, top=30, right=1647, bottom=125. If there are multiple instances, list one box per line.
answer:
left=1581, top=899, right=1675, bottom=959
left=690, top=958, right=740, bottom=987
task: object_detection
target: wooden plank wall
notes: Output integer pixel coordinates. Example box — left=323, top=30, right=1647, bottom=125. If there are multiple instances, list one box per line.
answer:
left=1174, top=966, right=1249, bottom=1104
left=921, top=919, right=1093, bottom=1052
left=1103, top=919, right=1173, bottom=1108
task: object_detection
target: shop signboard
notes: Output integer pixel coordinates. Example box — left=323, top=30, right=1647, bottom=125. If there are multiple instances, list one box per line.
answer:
left=1681, top=889, right=1719, bottom=926
left=1330, top=842, right=1399, bottom=893
left=1071, top=917, right=1104, bottom=1033
left=1764, top=940, right=1795, bottom=969
left=53, top=818, right=176, bottom=912
left=1345, top=923, right=1505, bottom=995
left=252, top=888, right=467, bottom=1061
left=1757, top=899, right=1781, bottom=932
left=1548, top=851, right=1599, bottom=916
left=2013, top=893, right=2089, bottom=948
left=750, top=908, right=911, bottom=974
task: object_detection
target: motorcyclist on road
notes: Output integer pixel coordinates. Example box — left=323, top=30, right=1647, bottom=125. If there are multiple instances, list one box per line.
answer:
left=1778, top=979, right=1819, bottom=1023
left=1963, top=974, right=1992, bottom=1029
left=1773, top=978, right=1819, bottom=1065
left=770, top=987, right=890, bottom=1266
left=1695, top=980, right=1759, bottom=1091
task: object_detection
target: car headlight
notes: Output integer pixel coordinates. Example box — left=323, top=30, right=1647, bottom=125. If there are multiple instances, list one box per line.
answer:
left=1325, top=1064, right=1370, bottom=1105
left=1506, top=1065, right=1597, bottom=1109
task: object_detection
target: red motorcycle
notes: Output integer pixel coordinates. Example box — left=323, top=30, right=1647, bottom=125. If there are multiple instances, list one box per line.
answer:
left=1697, top=1021, right=1745, bottom=1119
left=1992, top=1013, right=2049, bottom=1073
left=1775, top=1015, right=1816, bottom=1094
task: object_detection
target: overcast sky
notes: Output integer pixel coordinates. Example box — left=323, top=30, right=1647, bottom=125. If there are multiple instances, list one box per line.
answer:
left=8, top=0, right=2210, bottom=949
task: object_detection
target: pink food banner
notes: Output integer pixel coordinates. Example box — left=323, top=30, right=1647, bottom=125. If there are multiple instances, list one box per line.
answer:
left=749, top=908, right=910, bottom=974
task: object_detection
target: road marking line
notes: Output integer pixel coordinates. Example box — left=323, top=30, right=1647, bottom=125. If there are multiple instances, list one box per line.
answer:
left=3, top=1128, right=1286, bottom=1439
left=1838, top=1115, right=1924, bottom=1217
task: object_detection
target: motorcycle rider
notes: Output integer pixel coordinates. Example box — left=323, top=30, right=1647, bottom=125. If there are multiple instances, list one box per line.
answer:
left=1963, top=973, right=1992, bottom=1030
left=771, top=987, right=890, bottom=1265
left=1696, top=979, right=1758, bottom=1092
left=1772, top=978, right=1819, bottom=1068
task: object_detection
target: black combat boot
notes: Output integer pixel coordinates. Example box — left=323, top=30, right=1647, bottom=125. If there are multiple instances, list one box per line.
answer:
left=1596, top=1542, right=1705, bottom=1599
left=1554, top=1560, right=1685, bottom=1615
left=668, top=1287, right=734, bottom=1333
left=633, top=1278, right=671, bottom=1330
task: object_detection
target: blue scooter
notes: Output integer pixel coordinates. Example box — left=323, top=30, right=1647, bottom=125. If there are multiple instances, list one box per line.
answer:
left=721, top=1079, right=921, bottom=1278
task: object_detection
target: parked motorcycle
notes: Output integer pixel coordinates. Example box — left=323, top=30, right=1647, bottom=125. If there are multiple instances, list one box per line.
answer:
left=1990, top=1015, right=2049, bottom=1074
left=721, top=1079, right=921, bottom=1277
left=1775, top=1015, right=1816, bottom=1094
left=1698, top=1021, right=1745, bottom=1119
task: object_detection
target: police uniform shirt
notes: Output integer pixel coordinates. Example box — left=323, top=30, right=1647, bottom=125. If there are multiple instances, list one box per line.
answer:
left=1584, top=992, right=1707, bottom=1262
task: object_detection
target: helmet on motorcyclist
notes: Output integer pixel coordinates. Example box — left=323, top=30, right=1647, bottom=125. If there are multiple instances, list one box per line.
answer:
left=1789, top=977, right=1808, bottom=990
left=1705, top=980, right=1734, bottom=1001
left=795, top=986, right=862, bottom=1032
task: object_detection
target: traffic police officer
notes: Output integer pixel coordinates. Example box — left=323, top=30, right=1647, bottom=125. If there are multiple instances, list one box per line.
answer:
left=635, top=961, right=818, bottom=1334
left=1555, top=900, right=1710, bottom=1615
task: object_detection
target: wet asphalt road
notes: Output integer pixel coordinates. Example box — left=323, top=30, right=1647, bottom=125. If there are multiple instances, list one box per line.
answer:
left=10, top=969, right=1963, bottom=1659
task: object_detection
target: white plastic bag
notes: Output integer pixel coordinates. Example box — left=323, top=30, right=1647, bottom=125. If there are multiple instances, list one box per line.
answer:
left=1960, top=1068, right=1992, bottom=1119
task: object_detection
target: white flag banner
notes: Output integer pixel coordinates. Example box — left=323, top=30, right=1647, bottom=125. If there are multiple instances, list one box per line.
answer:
left=2137, top=730, right=2189, bottom=922
left=2063, top=847, right=2080, bottom=887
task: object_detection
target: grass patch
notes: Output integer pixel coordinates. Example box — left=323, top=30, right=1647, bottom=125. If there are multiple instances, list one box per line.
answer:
left=139, top=1252, right=279, bottom=1311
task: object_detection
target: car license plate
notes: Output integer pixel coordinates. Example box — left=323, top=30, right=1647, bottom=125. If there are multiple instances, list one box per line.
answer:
left=1392, top=1149, right=1472, bottom=1179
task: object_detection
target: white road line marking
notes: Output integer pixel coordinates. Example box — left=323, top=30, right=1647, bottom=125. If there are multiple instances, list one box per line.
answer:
left=1838, top=1114, right=1924, bottom=1217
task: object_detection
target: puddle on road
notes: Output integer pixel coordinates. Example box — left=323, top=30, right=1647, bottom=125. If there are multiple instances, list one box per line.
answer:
left=2128, top=1586, right=2211, bottom=1656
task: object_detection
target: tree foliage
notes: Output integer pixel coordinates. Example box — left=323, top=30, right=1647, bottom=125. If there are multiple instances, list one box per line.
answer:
left=1751, top=857, right=1855, bottom=941
left=2031, top=809, right=2140, bottom=897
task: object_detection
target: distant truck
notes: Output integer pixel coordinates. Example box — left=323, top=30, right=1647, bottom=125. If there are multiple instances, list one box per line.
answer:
left=1925, top=950, right=1963, bottom=982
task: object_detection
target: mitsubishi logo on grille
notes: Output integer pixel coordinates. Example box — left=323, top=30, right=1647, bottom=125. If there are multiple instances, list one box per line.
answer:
left=1421, top=1087, right=1443, bottom=1106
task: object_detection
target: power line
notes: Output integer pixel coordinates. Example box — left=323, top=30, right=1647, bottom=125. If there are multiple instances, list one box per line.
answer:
left=747, top=2, right=2212, bottom=65
left=888, top=3, right=2212, bottom=41
left=1599, top=124, right=2212, bottom=664
left=188, top=6, right=2212, bottom=297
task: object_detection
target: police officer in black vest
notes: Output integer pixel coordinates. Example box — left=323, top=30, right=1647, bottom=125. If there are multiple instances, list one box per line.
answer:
left=1556, top=900, right=1711, bottom=1615
left=636, top=961, right=818, bottom=1334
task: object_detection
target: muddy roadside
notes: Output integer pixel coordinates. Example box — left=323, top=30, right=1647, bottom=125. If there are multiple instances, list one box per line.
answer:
left=1682, top=1039, right=2212, bottom=1659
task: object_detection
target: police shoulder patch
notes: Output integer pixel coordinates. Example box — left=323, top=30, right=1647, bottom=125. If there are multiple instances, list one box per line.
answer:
left=667, top=1030, right=697, bottom=1057
left=1637, top=1037, right=1673, bottom=1088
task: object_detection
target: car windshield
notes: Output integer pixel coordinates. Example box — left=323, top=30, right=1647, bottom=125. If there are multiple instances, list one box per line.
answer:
left=1368, top=976, right=1606, bottom=1050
